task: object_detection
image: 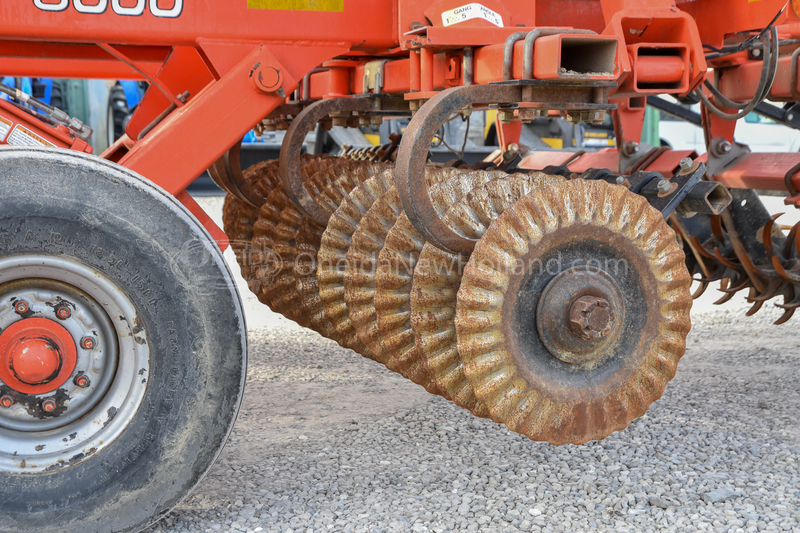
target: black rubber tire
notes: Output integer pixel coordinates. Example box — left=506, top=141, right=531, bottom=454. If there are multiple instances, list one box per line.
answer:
left=49, top=82, right=64, bottom=112
left=107, top=83, right=130, bottom=146
left=0, top=147, right=247, bottom=533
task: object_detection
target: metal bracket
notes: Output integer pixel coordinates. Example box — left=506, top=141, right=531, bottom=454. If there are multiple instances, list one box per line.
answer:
left=363, top=60, right=391, bottom=95
left=706, top=137, right=751, bottom=179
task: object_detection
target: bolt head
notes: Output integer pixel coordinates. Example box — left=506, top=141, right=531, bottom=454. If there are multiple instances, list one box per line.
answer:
left=657, top=179, right=672, bottom=194
left=73, top=374, right=90, bottom=388
left=41, top=399, right=56, bottom=413
left=615, top=176, right=625, bottom=185
left=568, top=296, right=616, bottom=340
left=679, top=157, right=693, bottom=172
left=498, top=109, right=516, bottom=123
left=14, top=301, right=29, bottom=314
left=80, top=336, right=96, bottom=350
left=0, top=395, right=14, bottom=408
left=55, top=306, right=71, bottom=320
left=717, top=140, right=732, bottom=154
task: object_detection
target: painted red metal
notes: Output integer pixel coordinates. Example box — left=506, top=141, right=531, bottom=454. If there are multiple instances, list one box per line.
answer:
left=0, top=0, right=799, bottom=245
left=0, top=99, right=92, bottom=153
left=0, top=318, right=77, bottom=395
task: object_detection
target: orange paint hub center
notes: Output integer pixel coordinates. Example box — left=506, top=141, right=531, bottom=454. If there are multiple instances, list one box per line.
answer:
left=0, top=318, right=77, bottom=395
left=9, top=338, right=61, bottom=384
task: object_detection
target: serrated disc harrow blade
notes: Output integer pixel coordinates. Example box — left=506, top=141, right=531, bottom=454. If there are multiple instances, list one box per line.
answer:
left=410, top=172, right=564, bottom=418
left=318, top=169, right=397, bottom=356
left=455, top=179, right=692, bottom=445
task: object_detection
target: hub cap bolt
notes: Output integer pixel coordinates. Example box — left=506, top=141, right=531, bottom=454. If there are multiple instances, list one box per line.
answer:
left=80, top=336, right=96, bottom=350
left=41, top=398, right=57, bottom=413
left=679, top=157, right=693, bottom=172
left=14, top=301, right=29, bottom=315
left=569, top=296, right=616, bottom=340
left=0, top=395, right=14, bottom=408
left=73, top=374, right=90, bottom=388
left=55, top=306, right=71, bottom=320
left=657, top=179, right=672, bottom=194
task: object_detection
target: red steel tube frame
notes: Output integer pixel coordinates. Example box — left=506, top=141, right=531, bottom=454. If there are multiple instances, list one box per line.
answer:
left=0, top=0, right=799, bottom=252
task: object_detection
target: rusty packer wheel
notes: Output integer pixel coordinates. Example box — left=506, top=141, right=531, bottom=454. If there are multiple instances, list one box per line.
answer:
left=411, top=172, right=562, bottom=419
left=0, top=147, right=246, bottom=533
left=456, top=179, right=692, bottom=445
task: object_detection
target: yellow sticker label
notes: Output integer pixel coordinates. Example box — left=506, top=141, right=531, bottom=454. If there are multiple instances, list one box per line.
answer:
left=247, top=0, right=343, bottom=11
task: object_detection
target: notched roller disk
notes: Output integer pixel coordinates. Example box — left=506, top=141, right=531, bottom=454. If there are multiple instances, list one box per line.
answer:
left=317, top=169, right=397, bottom=357
left=455, top=179, right=692, bottom=445
left=234, top=155, right=329, bottom=303
left=348, top=169, right=501, bottom=394
left=330, top=166, right=463, bottom=362
left=294, top=163, right=389, bottom=343
left=373, top=169, right=511, bottom=395
left=257, top=159, right=381, bottom=332
left=411, top=172, right=562, bottom=419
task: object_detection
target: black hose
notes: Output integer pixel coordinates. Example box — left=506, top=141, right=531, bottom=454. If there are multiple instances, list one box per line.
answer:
left=695, top=27, right=778, bottom=121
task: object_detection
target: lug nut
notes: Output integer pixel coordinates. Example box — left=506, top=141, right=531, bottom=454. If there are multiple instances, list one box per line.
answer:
left=73, top=374, right=91, bottom=388
left=0, top=395, right=14, bottom=408
left=80, top=336, right=96, bottom=350
left=14, top=301, right=29, bottom=314
left=55, top=306, right=71, bottom=320
left=657, top=179, right=673, bottom=194
left=679, top=157, right=693, bottom=172
left=41, top=399, right=57, bottom=413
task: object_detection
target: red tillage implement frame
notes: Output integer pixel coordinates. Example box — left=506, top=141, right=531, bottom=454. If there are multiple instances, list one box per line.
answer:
left=0, top=1, right=798, bottom=531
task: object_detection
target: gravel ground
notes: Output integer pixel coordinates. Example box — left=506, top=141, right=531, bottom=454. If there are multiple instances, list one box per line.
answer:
left=137, top=198, right=799, bottom=533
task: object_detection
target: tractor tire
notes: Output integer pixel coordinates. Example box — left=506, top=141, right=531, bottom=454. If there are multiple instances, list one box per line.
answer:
left=107, top=83, right=130, bottom=146
left=0, top=147, right=246, bottom=533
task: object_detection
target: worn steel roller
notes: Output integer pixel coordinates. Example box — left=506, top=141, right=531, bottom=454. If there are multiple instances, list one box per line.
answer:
left=456, top=179, right=692, bottom=445
left=411, top=172, right=563, bottom=419
left=372, top=170, right=511, bottom=393
left=327, top=167, right=468, bottom=360
left=344, top=169, right=500, bottom=391
left=293, top=164, right=390, bottom=342
left=255, top=160, right=384, bottom=331
left=235, top=155, right=331, bottom=298
left=317, top=169, right=397, bottom=357
left=223, top=159, right=285, bottom=293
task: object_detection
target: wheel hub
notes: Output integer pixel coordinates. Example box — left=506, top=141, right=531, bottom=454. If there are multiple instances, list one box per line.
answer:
left=0, top=318, right=77, bottom=393
left=0, top=255, right=149, bottom=473
left=536, top=266, right=624, bottom=365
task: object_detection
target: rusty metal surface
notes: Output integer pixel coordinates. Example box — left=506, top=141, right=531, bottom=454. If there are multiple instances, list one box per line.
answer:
left=317, top=170, right=396, bottom=357
left=455, top=179, right=692, bottom=445
left=257, top=160, right=375, bottom=333
left=280, top=98, right=375, bottom=225
left=293, top=165, right=389, bottom=344
left=372, top=170, right=508, bottom=396
left=248, top=158, right=347, bottom=325
left=341, top=167, right=474, bottom=367
left=346, top=169, right=496, bottom=390
left=394, top=84, right=522, bottom=255
left=672, top=189, right=800, bottom=324
left=411, top=173, right=561, bottom=419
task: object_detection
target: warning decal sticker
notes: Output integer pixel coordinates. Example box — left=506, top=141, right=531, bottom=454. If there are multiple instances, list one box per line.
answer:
left=7, top=125, right=54, bottom=147
left=247, top=0, right=343, bottom=11
left=442, top=3, right=503, bottom=27
left=0, top=115, right=11, bottom=143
